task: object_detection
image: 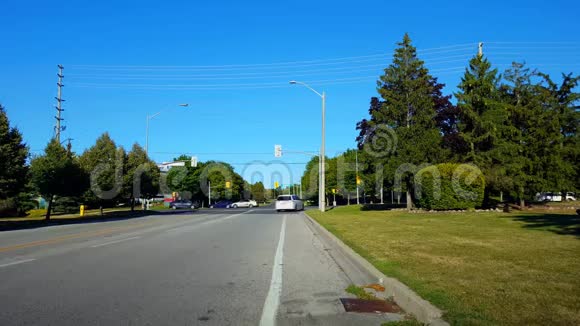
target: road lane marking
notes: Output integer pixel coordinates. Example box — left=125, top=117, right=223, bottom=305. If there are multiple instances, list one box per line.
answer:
left=91, top=236, right=140, bottom=248
left=0, top=222, right=159, bottom=253
left=164, top=209, right=255, bottom=233
left=0, top=258, right=36, bottom=268
left=259, top=214, right=287, bottom=326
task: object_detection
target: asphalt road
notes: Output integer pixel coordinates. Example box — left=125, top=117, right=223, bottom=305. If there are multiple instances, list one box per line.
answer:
left=0, top=206, right=403, bottom=325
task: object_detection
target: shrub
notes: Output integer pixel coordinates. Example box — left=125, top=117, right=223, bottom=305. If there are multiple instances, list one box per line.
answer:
left=360, top=203, right=406, bottom=211
left=416, top=163, right=485, bottom=210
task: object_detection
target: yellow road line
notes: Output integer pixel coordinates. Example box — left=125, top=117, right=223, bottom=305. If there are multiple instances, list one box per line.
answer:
left=0, top=221, right=160, bottom=253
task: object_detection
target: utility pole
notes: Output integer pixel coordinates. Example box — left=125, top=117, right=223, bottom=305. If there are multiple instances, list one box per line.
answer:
left=478, top=42, right=484, bottom=57
left=321, top=91, right=326, bottom=212
left=356, top=150, right=360, bottom=205
left=55, top=65, right=65, bottom=142
left=208, top=181, right=211, bottom=207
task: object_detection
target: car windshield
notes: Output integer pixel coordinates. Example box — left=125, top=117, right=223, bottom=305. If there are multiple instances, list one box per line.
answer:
left=278, top=196, right=292, bottom=201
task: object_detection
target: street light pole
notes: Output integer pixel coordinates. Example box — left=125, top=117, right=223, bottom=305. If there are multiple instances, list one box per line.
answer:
left=145, top=103, right=189, bottom=155
left=321, top=91, right=326, bottom=212
left=289, top=80, right=326, bottom=212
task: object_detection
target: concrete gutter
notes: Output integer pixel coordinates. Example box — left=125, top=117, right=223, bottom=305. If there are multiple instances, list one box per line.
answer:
left=303, top=212, right=449, bottom=326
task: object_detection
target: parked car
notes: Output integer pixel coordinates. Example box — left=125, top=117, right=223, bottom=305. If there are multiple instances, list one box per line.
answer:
left=210, top=200, right=232, bottom=208
left=565, top=192, right=576, bottom=201
left=275, top=195, right=304, bottom=212
left=535, top=192, right=563, bottom=202
left=169, top=200, right=196, bottom=210
left=231, top=199, right=258, bottom=208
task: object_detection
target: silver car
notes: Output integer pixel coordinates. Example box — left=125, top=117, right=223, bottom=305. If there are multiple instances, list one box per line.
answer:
left=275, top=195, right=304, bottom=212
left=231, top=199, right=258, bottom=208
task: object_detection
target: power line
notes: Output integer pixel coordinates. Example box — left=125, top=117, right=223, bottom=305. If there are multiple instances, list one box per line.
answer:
left=68, top=55, right=474, bottom=81
left=67, top=43, right=476, bottom=71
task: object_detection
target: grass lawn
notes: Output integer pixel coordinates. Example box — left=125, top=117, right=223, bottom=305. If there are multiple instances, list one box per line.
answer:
left=307, top=206, right=580, bottom=325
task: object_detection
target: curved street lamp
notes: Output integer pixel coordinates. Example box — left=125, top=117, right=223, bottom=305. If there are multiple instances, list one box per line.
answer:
left=289, top=81, right=326, bottom=212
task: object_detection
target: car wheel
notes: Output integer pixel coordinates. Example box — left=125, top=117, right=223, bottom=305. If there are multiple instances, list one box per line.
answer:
left=249, top=204, right=254, bottom=208
left=277, top=210, right=281, bottom=212
left=232, top=204, right=238, bottom=208
left=172, top=206, right=177, bottom=210
left=209, top=205, right=214, bottom=208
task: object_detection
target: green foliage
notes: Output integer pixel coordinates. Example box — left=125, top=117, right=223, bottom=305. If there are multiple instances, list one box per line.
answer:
left=300, top=155, right=320, bottom=201
left=124, top=143, right=159, bottom=209
left=30, top=139, right=87, bottom=219
left=79, top=133, right=124, bottom=207
left=0, top=104, right=29, bottom=216
left=356, top=34, right=452, bottom=208
left=52, top=196, right=83, bottom=214
left=416, top=163, right=485, bottom=210
left=166, top=158, right=245, bottom=203
left=250, top=181, right=266, bottom=202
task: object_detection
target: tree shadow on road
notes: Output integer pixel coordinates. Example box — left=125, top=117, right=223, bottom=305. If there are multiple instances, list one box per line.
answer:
left=505, top=212, right=580, bottom=238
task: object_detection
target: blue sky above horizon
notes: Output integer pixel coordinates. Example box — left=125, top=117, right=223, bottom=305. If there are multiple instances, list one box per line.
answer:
left=2, top=0, right=579, bottom=186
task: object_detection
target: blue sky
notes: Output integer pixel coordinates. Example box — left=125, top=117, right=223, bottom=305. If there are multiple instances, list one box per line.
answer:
left=1, top=0, right=579, bottom=186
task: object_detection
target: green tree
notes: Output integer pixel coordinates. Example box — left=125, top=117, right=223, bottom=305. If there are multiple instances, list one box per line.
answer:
left=30, top=140, right=86, bottom=220
left=166, top=158, right=245, bottom=205
left=0, top=104, right=29, bottom=216
left=336, top=149, right=359, bottom=203
left=538, top=72, right=579, bottom=193
left=356, top=34, right=450, bottom=209
left=455, top=54, right=513, bottom=205
left=250, top=181, right=266, bottom=202
left=124, top=143, right=160, bottom=211
left=300, top=155, right=320, bottom=202
left=79, top=133, right=124, bottom=210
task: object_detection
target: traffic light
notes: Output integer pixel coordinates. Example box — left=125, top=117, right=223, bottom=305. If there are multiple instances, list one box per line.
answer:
left=225, top=181, right=231, bottom=189
left=356, top=175, right=361, bottom=185
left=274, top=145, right=282, bottom=158
left=274, top=181, right=279, bottom=189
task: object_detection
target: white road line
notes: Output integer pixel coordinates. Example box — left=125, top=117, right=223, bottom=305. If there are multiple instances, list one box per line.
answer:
left=0, top=258, right=36, bottom=268
left=91, top=236, right=140, bottom=248
left=259, top=214, right=287, bottom=326
left=164, top=209, right=255, bottom=233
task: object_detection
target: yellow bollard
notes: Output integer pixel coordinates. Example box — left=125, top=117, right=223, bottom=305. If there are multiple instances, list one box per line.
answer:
left=80, top=205, right=85, bottom=217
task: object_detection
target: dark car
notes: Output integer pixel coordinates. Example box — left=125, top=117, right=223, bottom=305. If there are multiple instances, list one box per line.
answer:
left=210, top=200, right=232, bottom=208
left=169, top=200, right=196, bottom=210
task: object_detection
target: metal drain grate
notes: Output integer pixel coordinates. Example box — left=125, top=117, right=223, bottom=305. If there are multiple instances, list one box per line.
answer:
left=340, top=298, right=401, bottom=313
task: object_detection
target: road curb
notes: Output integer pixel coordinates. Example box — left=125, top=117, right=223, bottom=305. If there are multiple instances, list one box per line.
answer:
left=302, top=212, right=449, bottom=326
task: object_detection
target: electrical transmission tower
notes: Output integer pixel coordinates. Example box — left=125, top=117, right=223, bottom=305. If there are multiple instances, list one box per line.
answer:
left=55, top=64, right=65, bottom=142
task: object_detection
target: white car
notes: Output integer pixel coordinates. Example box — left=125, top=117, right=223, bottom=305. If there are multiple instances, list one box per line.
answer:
left=565, top=192, right=576, bottom=201
left=231, top=199, right=258, bottom=208
left=275, top=195, right=304, bottom=212
left=535, top=192, right=563, bottom=202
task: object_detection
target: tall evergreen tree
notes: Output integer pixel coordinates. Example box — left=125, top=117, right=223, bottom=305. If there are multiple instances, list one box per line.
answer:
left=500, top=62, right=546, bottom=206
left=356, top=34, right=451, bottom=208
left=455, top=54, right=514, bottom=204
left=30, top=139, right=86, bottom=220
left=0, top=104, right=29, bottom=216
left=538, top=72, right=579, bottom=193
left=79, top=133, right=124, bottom=209
left=124, top=143, right=160, bottom=211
